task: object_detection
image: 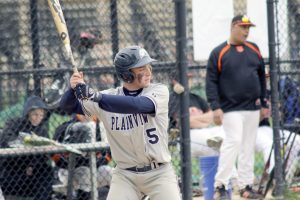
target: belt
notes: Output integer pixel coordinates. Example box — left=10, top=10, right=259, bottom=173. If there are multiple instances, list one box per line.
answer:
left=125, top=162, right=165, bottom=173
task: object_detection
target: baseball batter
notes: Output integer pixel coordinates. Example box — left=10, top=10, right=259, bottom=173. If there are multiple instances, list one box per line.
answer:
left=60, top=46, right=181, bottom=200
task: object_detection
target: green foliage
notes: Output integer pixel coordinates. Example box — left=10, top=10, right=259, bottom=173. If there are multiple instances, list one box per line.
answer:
left=170, top=145, right=181, bottom=176
left=47, top=113, right=71, bottom=138
left=254, top=152, right=265, bottom=176
left=0, top=102, right=23, bottom=128
left=190, top=83, right=207, bottom=100
left=284, top=188, right=300, bottom=200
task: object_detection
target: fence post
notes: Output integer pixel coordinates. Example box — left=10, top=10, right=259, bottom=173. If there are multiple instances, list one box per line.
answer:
left=175, top=0, right=192, bottom=199
left=90, top=125, right=99, bottom=200
left=110, top=0, right=120, bottom=87
left=266, top=0, right=284, bottom=198
left=67, top=154, right=76, bottom=199
left=30, top=0, right=41, bottom=96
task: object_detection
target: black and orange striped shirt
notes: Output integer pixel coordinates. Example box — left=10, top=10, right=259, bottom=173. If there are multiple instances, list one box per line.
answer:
left=205, top=41, right=267, bottom=112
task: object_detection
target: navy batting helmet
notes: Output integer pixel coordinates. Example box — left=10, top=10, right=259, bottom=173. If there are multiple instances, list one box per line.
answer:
left=114, top=46, right=156, bottom=83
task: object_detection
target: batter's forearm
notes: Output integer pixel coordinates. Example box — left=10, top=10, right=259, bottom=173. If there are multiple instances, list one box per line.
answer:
left=60, top=88, right=84, bottom=114
left=98, top=94, right=155, bottom=114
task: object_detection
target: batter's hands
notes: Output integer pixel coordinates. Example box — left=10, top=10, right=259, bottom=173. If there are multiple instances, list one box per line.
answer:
left=74, top=83, right=103, bottom=102
left=213, top=108, right=223, bottom=125
left=70, top=72, right=85, bottom=89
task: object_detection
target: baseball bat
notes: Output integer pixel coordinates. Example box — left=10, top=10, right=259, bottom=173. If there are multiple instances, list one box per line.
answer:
left=47, top=0, right=78, bottom=73
left=20, top=132, right=83, bottom=155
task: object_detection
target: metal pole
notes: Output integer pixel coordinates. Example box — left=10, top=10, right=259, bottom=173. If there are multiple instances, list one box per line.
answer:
left=67, top=154, right=76, bottom=200
left=110, top=0, right=120, bottom=87
left=129, top=1, right=139, bottom=44
left=175, top=0, right=191, bottom=199
left=266, top=0, right=284, bottom=198
left=30, top=0, right=41, bottom=96
left=90, top=125, right=99, bottom=200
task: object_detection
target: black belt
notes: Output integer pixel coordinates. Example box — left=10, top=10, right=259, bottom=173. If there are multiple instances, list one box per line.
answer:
left=125, top=163, right=165, bottom=172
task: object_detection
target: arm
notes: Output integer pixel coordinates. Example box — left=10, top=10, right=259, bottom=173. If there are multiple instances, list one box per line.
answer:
left=68, top=72, right=155, bottom=114
left=60, top=88, right=84, bottom=114
left=251, top=43, right=268, bottom=108
left=258, top=58, right=268, bottom=108
left=190, top=110, right=214, bottom=129
left=205, top=51, right=221, bottom=110
left=206, top=51, right=224, bottom=125
left=72, top=84, right=156, bottom=114
left=68, top=85, right=155, bottom=114
left=99, top=94, right=155, bottom=114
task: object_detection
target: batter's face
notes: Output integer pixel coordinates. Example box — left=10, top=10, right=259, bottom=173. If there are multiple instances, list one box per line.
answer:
left=130, top=64, right=152, bottom=88
left=230, top=24, right=250, bottom=44
left=28, top=108, right=46, bottom=126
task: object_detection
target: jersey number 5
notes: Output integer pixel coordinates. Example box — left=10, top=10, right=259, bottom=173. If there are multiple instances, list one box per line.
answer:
left=146, top=128, right=159, bottom=144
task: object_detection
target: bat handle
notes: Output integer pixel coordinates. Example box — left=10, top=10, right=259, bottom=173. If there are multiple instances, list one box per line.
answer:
left=70, top=57, right=78, bottom=73
left=64, top=44, right=78, bottom=73
left=72, top=66, right=78, bottom=73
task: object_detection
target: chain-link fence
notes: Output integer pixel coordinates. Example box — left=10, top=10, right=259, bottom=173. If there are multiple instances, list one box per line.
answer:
left=273, top=0, right=300, bottom=197
left=0, top=0, right=300, bottom=199
left=0, top=0, right=184, bottom=199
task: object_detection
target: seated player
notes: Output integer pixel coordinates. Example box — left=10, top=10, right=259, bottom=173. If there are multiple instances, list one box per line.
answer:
left=52, top=114, right=112, bottom=200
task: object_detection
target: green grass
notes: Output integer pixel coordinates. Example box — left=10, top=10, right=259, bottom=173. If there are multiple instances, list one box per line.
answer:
left=284, top=188, right=300, bottom=200
left=254, top=152, right=265, bottom=176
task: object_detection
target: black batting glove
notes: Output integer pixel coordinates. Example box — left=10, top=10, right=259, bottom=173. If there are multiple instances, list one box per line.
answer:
left=74, top=83, right=93, bottom=100
left=74, top=83, right=102, bottom=102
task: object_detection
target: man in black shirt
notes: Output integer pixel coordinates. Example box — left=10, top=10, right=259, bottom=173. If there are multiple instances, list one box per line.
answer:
left=206, top=15, right=268, bottom=200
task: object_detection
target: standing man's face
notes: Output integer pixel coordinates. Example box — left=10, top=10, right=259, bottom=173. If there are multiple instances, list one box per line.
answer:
left=230, top=24, right=250, bottom=44
left=29, top=108, right=45, bottom=126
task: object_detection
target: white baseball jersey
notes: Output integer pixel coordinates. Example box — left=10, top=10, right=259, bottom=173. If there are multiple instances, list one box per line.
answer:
left=81, top=83, right=171, bottom=169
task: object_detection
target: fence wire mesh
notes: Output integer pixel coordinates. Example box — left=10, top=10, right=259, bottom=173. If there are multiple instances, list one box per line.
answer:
left=0, top=0, right=299, bottom=199
left=275, top=1, right=300, bottom=195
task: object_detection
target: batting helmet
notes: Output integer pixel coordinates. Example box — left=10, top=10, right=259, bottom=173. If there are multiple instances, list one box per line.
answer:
left=114, top=46, right=156, bottom=83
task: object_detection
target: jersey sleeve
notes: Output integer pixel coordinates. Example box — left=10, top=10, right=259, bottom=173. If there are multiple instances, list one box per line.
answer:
left=80, top=100, right=103, bottom=120
left=143, top=84, right=169, bottom=117
left=206, top=49, right=221, bottom=110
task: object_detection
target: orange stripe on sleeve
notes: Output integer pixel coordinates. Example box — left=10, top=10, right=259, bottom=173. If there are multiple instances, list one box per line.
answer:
left=245, top=42, right=262, bottom=59
left=217, top=44, right=231, bottom=73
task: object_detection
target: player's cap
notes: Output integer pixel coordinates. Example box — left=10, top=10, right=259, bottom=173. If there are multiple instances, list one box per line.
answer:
left=231, top=15, right=255, bottom=27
